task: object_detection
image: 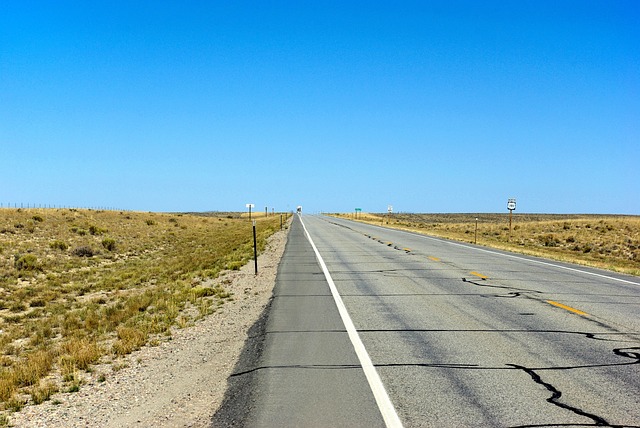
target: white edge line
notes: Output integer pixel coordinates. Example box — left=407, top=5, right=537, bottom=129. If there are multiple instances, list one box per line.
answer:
left=299, top=216, right=403, bottom=428
left=432, top=237, right=640, bottom=286
left=338, top=217, right=639, bottom=286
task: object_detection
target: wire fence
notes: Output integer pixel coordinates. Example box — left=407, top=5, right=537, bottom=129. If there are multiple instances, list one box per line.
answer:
left=0, top=203, right=130, bottom=211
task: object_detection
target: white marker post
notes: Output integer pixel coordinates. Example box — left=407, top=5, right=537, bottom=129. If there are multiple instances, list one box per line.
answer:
left=475, top=217, right=478, bottom=244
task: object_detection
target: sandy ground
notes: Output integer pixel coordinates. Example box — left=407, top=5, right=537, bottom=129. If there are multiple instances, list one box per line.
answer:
left=10, top=226, right=289, bottom=428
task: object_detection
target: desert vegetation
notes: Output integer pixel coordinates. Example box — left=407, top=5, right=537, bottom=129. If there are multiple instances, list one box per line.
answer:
left=334, top=213, right=640, bottom=276
left=0, top=208, right=285, bottom=417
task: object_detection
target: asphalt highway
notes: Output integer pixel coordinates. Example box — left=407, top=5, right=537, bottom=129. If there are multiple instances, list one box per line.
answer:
left=214, top=214, right=640, bottom=427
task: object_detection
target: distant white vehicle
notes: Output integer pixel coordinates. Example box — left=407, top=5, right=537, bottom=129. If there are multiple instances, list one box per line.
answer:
left=296, top=206, right=302, bottom=214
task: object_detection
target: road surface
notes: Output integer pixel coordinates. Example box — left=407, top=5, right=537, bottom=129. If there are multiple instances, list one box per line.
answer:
left=214, top=214, right=640, bottom=427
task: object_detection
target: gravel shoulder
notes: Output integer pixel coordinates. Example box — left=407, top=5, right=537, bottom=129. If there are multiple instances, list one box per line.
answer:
left=11, top=226, right=289, bottom=428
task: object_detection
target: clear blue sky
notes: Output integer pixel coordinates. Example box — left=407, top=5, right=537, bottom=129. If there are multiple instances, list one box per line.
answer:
left=1, top=1, right=638, bottom=214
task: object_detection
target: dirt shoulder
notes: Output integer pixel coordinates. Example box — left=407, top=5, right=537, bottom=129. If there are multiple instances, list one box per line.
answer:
left=11, top=226, right=289, bottom=428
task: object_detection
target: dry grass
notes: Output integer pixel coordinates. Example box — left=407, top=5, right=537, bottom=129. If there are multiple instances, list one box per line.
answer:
left=333, top=213, right=640, bottom=276
left=0, top=208, right=286, bottom=414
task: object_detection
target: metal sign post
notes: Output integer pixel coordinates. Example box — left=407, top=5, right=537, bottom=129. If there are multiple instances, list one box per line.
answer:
left=507, top=198, right=516, bottom=241
left=246, top=203, right=255, bottom=220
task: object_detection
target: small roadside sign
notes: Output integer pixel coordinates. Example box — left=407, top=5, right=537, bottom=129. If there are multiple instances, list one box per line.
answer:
left=507, top=198, right=516, bottom=241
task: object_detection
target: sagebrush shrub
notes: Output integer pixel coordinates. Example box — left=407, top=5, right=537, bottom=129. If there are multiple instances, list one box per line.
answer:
left=538, top=234, right=559, bottom=247
left=101, top=238, right=116, bottom=251
left=50, top=240, right=68, bottom=251
left=72, top=246, right=94, bottom=257
left=89, top=225, right=107, bottom=235
left=14, top=254, right=39, bottom=271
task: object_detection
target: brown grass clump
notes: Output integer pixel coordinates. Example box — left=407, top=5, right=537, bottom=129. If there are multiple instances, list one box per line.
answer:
left=334, top=213, right=640, bottom=276
left=59, top=338, right=101, bottom=372
left=29, top=381, right=58, bottom=405
left=0, top=208, right=286, bottom=414
left=112, top=327, right=147, bottom=355
left=13, top=350, right=55, bottom=388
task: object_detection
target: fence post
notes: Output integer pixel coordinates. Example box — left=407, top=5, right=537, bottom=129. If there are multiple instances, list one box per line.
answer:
left=253, top=221, right=258, bottom=275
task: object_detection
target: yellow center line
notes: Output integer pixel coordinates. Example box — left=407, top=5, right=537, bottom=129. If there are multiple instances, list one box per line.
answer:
left=428, top=256, right=440, bottom=262
left=546, top=300, right=588, bottom=316
left=470, top=271, right=488, bottom=280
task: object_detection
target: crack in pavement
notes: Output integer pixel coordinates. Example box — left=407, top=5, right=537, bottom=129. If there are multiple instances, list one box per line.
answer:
left=507, top=348, right=639, bottom=427
left=229, top=363, right=363, bottom=377
left=613, top=347, right=640, bottom=361
left=509, top=424, right=640, bottom=427
left=508, top=363, right=610, bottom=426
left=462, top=277, right=543, bottom=295
left=255, top=329, right=638, bottom=346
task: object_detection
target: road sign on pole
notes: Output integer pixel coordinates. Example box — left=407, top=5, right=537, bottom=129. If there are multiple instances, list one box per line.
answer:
left=507, top=198, right=516, bottom=241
